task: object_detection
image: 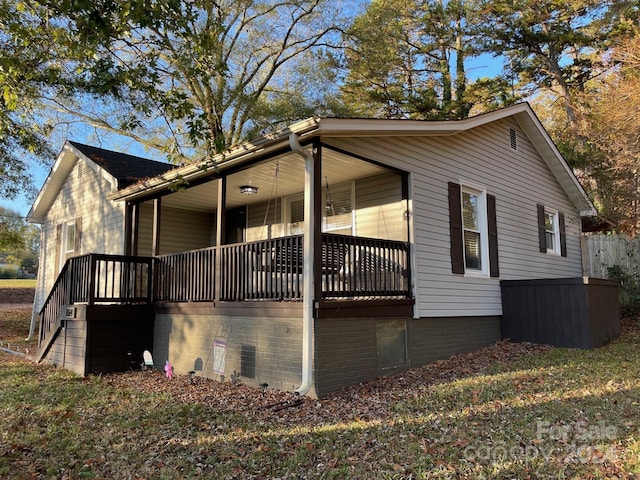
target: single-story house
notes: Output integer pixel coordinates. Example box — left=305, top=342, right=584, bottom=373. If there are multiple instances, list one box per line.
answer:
left=27, top=103, right=620, bottom=397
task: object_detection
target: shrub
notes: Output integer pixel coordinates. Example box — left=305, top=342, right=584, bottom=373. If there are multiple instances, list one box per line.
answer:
left=0, top=268, right=19, bottom=279
left=606, top=264, right=640, bottom=316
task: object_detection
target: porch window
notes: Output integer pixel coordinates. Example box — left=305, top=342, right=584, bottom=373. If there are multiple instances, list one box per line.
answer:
left=285, top=181, right=355, bottom=236
left=286, top=194, right=305, bottom=235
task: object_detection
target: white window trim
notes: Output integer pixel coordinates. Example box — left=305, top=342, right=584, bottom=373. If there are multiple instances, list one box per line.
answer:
left=544, top=208, right=561, bottom=255
left=60, top=220, right=76, bottom=267
left=461, top=183, right=489, bottom=277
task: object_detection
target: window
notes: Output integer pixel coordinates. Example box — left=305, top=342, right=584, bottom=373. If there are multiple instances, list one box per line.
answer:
left=285, top=180, right=355, bottom=236
left=376, top=319, right=408, bottom=369
left=286, top=194, right=304, bottom=235
left=462, top=189, right=483, bottom=270
left=537, top=204, right=567, bottom=256
left=545, top=210, right=560, bottom=254
left=64, top=222, right=76, bottom=259
left=57, top=218, right=81, bottom=271
left=449, top=182, right=499, bottom=277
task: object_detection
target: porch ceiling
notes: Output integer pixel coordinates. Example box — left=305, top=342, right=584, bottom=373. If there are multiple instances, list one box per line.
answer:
left=159, top=149, right=387, bottom=212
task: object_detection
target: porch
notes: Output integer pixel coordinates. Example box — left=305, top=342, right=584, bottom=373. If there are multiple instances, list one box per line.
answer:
left=36, top=232, right=412, bottom=361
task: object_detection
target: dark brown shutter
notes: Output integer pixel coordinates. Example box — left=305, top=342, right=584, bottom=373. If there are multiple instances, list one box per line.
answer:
left=487, top=194, right=499, bottom=277
left=448, top=182, right=465, bottom=274
left=558, top=212, right=567, bottom=257
left=55, top=223, right=62, bottom=271
left=537, top=204, right=546, bottom=253
left=74, top=217, right=82, bottom=255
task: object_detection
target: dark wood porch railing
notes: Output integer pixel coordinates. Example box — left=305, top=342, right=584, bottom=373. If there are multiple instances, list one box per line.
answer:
left=153, top=233, right=410, bottom=302
left=37, top=254, right=153, bottom=352
left=154, top=247, right=216, bottom=302
left=321, top=233, right=410, bottom=299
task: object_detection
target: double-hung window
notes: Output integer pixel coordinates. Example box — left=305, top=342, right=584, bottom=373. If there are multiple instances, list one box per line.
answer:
left=462, top=188, right=485, bottom=271
left=448, top=182, right=499, bottom=277
left=57, top=218, right=81, bottom=271
left=545, top=210, right=560, bottom=254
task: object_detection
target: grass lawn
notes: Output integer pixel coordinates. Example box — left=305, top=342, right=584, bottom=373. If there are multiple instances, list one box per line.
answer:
left=0, top=279, right=36, bottom=289
left=1, top=318, right=639, bottom=479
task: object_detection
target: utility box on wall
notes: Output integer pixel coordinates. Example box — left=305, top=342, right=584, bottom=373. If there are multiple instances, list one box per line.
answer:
left=500, top=277, right=620, bottom=349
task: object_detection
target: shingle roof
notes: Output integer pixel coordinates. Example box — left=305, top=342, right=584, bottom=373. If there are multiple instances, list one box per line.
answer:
left=68, top=141, right=175, bottom=189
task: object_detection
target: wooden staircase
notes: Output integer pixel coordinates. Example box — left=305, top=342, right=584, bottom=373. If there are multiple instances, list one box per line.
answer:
left=36, top=254, right=154, bottom=363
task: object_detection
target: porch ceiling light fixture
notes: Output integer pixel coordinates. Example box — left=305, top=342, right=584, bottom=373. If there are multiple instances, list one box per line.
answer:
left=239, top=185, right=258, bottom=195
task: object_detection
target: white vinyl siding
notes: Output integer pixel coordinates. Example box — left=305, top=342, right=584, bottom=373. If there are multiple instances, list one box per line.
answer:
left=355, top=173, right=406, bottom=241
left=323, top=120, right=583, bottom=318
left=37, top=158, right=125, bottom=311
left=137, top=202, right=215, bottom=256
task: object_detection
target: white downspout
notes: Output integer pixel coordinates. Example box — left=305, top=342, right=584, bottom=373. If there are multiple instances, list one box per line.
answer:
left=289, top=133, right=314, bottom=396
left=27, top=224, right=45, bottom=341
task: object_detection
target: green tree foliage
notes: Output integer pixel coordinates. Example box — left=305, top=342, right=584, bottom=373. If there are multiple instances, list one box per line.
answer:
left=0, top=207, right=39, bottom=264
left=575, top=31, right=640, bottom=233
left=0, top=0, right=344, bottom=192
left=340, top=0, right=507, bottom=120
left=476, top=0, right=627, bottom=135
left=0, top=0, right=61, bottom=200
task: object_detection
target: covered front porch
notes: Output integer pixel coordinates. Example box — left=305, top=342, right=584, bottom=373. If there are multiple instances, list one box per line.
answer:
left=122, top=138, right=414, bottom=311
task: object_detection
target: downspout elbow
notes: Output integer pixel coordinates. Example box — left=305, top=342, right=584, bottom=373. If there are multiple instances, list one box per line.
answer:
left=289, top=133, right=314, bottom=396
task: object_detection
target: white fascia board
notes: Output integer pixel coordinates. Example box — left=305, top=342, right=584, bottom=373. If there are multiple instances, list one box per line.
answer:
left=314, top=104, right=532, bottom=137
left=27, top=143, right=77, bottom=223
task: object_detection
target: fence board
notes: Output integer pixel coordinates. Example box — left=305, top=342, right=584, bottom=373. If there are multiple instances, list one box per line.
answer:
left=583, top=234, right=640, bottom=279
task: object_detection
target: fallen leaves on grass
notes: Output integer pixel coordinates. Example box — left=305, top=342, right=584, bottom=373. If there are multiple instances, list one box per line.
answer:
left=98, top=339, right=551, bottom=427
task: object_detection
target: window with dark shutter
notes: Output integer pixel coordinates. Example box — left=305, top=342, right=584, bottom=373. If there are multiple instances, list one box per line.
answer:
left=537, top=205, right=566, bottom=256
left=558, top=212, right=567, bottom=257
left=449, top=182, right=499, bottom=276
left=487, top=194, right=499, bottom=277
left=448, top=182, right=465, bottom=274
left=537, top=204, right=547, bottom=253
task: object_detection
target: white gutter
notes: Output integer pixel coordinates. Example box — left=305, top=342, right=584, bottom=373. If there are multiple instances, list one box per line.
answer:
left=289, top=133, right=314, bottom=396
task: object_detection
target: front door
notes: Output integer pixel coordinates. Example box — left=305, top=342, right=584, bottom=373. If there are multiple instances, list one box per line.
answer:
left=225, top=207, right=246, bottom=244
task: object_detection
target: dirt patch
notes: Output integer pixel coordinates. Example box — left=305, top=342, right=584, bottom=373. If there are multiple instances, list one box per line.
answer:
left=0, top=288, right=35, bottom=304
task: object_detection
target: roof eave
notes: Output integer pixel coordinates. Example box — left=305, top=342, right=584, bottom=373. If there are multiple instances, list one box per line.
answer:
left=27, top=143, right=77, bottom=223
left=110, top=117, right=321, bottom=202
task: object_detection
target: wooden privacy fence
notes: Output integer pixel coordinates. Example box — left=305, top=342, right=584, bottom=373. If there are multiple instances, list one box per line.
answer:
left=582, top=234, right=640, bottom=279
